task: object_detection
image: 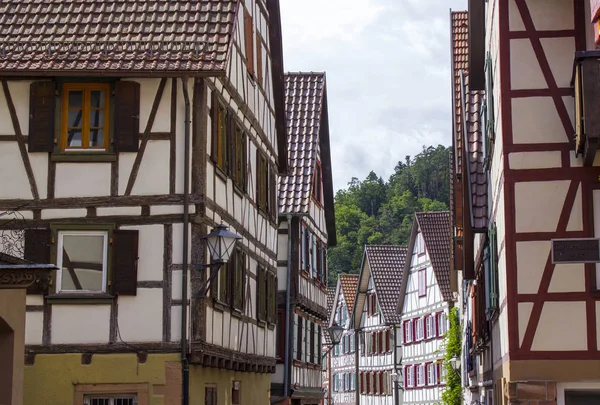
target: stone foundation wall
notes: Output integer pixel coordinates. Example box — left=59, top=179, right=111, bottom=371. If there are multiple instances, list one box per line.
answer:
left=504, top=380, right=556, bottom=405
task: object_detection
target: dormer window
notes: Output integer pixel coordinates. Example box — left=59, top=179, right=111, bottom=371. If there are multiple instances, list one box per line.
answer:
left=312, top=160, right=323, bottom=204
left=416, top=231, right=425, bottom=256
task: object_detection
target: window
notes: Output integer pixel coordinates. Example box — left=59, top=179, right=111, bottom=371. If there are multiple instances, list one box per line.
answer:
left=385, top=329, right=391, bottom=352
left=313, top=161, right=323, bottom=203
left=437, top=312, right=447, bottom=336
left=244, top=8, right=255, bottom=76
left=231, top=381, right=241, bottom=405
left=205, top=385, right=217, bottom=405
left=256, top=153, right=278, bottom=221
left=418, top=269, right=427, bottom=296
left=426, top=315, right=436, bottom=339
left=405, top=365, right=414, bottom=388
left=56, top=231, right=108, bottom=293
left=61, top=83, right=110, bottom=152
left=415, top=318, right=424, bottom=341
left=214, top=248, right=246, bottom=311
left=276, top=310, right=286, bottom=362
left=483, top=52, right=495, bottom=169
left=83, top=395, right=136, bottom=405
left=404, top=319, right=413, bottom=343
left=232, top=125, right=247, bottom=191
left=426, top=363, right=437, bottom=386
left=416, top=231, right=425, bottom=255
left=211, top=96, right=228, bottom=172
left=416, top=364, right=425, bottom=387
left=367, top=293, right=377, bottom=316
left=439, top=363, right=447, bottom=384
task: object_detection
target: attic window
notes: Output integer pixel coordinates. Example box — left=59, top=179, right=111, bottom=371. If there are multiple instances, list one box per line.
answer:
left=313, top=161, right=323, bottom=204
left=416, top=232, right=425, bottom=256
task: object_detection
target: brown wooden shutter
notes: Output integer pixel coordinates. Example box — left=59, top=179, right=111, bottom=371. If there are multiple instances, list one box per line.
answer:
left=256, top=266, right=264, bottom=321
left=256, top=32, right=263, bottom=85
left=256, top=152, right=262, bottom=208
left=24, top=228, right=52, bottom=294
left=210, top=264, right=218, bottom=299
left=244, top=9, right=255, bottom=76
left=112, top=229, right=139, bottom=296
left=114, top=81, right=140, bottom=152
left=28, top=81, right=56, bottom=152
left=210, top=92, right=218, bottom=163
left=227, top=109, right=235, bottom=177
left=269, top=165, right=277, bottom=221
left=241, top=252, right=247, bottom=311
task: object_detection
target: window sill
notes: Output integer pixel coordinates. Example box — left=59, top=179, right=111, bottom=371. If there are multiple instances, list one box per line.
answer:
left=212, top=300, right=228, bottom=313
left=233, top=183, right=246, bottom=198
left=214, top=165, right=228, bottom=182
left=267, top=323, right=275, bottom=331
left=51, top=152, right=117, bottom=163
left=257, top=319, right=267, bottom=328
left=46, top=293, right=114, bottom=304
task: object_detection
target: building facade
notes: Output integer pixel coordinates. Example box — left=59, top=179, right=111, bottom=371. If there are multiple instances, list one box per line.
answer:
left=272, top=72, right=336, bottom=405
left=0, top=0, right=288, bottom=404
left=452, top=0, right=600, bottom=404
left=353, top=245, right=406, bottom=405
left=329, top=274, right=359, bottom=405
left=396, top=212, right=452, bottom=405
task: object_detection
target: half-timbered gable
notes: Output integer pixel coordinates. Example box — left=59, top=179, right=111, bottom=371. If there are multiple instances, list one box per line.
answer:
left=453, top=0, right=600, bottom=403
left=329, top=274, right=359, bottom=405
left=353, top=245, right=406, bottom=405
left=272, top=72, right=336, bottom=405
left=0, top=1, right=289, bottom=404
left=396, top=212, right=452, bottom=405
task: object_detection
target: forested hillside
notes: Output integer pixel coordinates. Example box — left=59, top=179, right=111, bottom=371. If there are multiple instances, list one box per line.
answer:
left=328, top=145, right=450, bottom=286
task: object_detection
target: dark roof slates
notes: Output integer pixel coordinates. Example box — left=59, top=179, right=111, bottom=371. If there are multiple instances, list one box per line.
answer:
left=415, top=212, right=452, bottom=301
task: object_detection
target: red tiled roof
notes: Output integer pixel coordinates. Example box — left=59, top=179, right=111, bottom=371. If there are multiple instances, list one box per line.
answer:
left=339, top=274, right=359, bottom=315
left=451, top=11, right=468, bottom=177
left=279, top=72, right=325, bottom=214
left=451, top=11, right=487, bottom=229
left=0, top=0, right=238, bottom=75
left=324, top=286, right=336, bottom=345
left=365, top=245, right=407, bottom=323
left=415, top=212, right=452, bottom=301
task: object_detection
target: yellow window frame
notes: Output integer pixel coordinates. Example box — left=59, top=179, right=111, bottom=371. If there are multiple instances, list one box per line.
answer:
left=61, top=83, right=111, bottom=152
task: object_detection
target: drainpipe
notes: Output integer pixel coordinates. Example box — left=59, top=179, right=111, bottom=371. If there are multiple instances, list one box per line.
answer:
left=283, top=214, right=293, bottom=398
left=393, top=325, right=399, bottom=405
left=180, top=76, right=191, bottom=405
left=355, top=329, right=360, bottom=405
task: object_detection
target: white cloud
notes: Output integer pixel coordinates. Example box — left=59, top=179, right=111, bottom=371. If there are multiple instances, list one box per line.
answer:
left=280, top=0, right=468, bottom=190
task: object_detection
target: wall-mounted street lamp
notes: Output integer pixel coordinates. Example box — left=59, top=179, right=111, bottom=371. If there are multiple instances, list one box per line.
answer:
left=327, top=322, right=344, bottom=346
left=449, top=356, right=461, bottom=374
left=193, top=224, right=242, bottom=298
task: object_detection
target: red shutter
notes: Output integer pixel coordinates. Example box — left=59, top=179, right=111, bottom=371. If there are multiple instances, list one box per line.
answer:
left=244, top=8, right=255, bottom=76
left=112, top=229, right=139, bottom=296
left=24, top=228, right=52, bottom=294
left=256, top=32, right=263, bottom=85
left=114, top=80, right=140, bottom=152
left=28, top=81, right=56, bottom=152
left=385, top=330, right=390, bottom=352
left=378, top=331, right=383, bottom=354
left=404, top=366, right=408, bottom=388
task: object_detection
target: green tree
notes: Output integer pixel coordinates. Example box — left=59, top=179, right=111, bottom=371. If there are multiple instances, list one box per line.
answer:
left=441, top=307, right=462, bottom=405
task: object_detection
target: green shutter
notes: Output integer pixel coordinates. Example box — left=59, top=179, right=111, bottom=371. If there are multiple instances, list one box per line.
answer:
left=489, top=222, right=498, bottom=310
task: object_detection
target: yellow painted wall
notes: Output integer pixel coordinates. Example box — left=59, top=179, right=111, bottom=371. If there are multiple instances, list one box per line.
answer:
left=24, top=353, right=271, bottom=405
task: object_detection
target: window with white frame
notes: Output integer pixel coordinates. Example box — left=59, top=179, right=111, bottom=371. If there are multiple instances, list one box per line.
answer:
left=404, top=319, right=413, bottom=343
left=406, top=365, right=414, bottom=387
left=437, top=312, right=448, bottom=336
left=426, top=315, right=436, bottom=339
left=416, top=232, right=425, bottom=255
left=57, top=231, right=108, bottom=293
left=418, top=268, right=427, bottom=296
left=427, top=363, right=438, bottom=386
left=416, top=364, right=425, bottom=387
left=415, top=317, right=424, bottom=341
left=84, top=395, right=136, bottom=405
left=440, top=363, right=447, bottom=384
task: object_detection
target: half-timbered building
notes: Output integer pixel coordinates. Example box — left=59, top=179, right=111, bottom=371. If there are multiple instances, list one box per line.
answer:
left=452, top=0, right=600, bottom=404
left=329, top=274, right=359, bottom=405
left=396, top=212, right=452, bottom=405
left=322, top=286, right=336, bottom=405
left=272, top=72, right=336, bottom=405
left=0, top=0, right=288, bottom=404
left=353, top=245, right=406, bottom=405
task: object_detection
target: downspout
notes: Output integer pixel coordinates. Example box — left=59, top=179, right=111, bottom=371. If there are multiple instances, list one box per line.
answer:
left=283, top=214, right=293, bottom=398
left=355, top=329, right=360, bottom=405
left=180, top=76, right=191, bottom=405
left=393, top=325, right=399, bottom=405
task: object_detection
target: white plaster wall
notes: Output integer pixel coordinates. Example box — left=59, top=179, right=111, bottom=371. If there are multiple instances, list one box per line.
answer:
left=510, top=39, right=547, bottom=89
left=117, top=288, right=163, bottom=342
left=7, top=81, right=31, bottom=136
left=172, top=223, right=191, bottom=264
left=132, top=78, right=171, bottom=134
left=170, top=304, right=190, bottom=342
left=24, top=311, right=43, bottom=345
left=52, top=305, right=110, bottom=343
left=512, top=98, right=570, bottom=144
left=97, top=206, right=142, bottom=216
left=540, top=37, right=575, bottom=88
left=509, top=151, right=562, bottom=170
left=41, top=208, right=87, bottom=220
left=118, top=153, right=136, bottom=196
left=527, top=0, right=574, bottom=31
left=532, top=301, right=587, bottom=351
left=55, top=163, right=111, bottom=198
left=130, top=140, right=170, bottom=195
left=516, top=241, right=549, bottom=294
left=29, top=154, right=48, bottom=199
left=0, top=143, right=33, bottom=199
left=514, top=180, right=570, bottom=232
left=121, top=224, right=164, bottom=281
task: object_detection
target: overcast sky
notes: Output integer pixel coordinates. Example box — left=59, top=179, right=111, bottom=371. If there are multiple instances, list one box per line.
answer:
left=280, top=0, right=468, bottom=191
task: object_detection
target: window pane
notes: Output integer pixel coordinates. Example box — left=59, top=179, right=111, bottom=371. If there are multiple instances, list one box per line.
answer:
left=89, top=128, right=105, bottom=147
left=68, top=90, right=83, bottom=109
left=68, top=109, right=83, bottom=128
left=60, top=234, right=105, bottom=292
left=67, top=129, right=82, bottom=147
left=90, top=90, right=105, bottom=109
left=89, top=109, right=105, bottom=128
